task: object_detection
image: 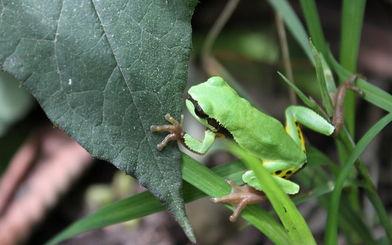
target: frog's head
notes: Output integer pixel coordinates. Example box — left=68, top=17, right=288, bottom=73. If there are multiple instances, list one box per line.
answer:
left=185, top=77, right=233, bottom=137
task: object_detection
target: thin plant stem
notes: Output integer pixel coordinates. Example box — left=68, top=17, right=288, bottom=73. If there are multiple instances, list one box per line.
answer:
left=275, top=13, right=297, bottom=104
left=201, top=0, right=252, bottom=100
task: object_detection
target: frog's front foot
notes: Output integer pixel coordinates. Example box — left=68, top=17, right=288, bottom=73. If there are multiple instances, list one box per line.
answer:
left=150, top=113, right=184, bottom=151
left=212, top=180, right=265, bottom=222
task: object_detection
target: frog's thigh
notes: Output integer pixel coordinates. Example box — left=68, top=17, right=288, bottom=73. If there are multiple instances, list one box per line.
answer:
left=242, top=170, right=300, bottom=195
left=262, top=160, right=297, bottom=179
left=272, top=175, right=300, bottom=194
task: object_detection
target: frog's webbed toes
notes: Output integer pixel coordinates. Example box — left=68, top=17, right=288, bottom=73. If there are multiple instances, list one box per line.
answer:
left=212, top=180, right=265, bottom=222
left=150, top=114, right=184, bottom=151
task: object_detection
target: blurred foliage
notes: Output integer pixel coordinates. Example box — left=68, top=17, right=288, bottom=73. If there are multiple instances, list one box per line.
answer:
left=0, top=71, right=32, bottom=136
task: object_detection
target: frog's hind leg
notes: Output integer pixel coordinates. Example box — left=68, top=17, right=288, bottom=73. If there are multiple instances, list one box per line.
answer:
left=242, top=170, right=300, bottom=195
left=212, top=180, right=264, bottom=222
left=284, top=105, right=335, bottom=150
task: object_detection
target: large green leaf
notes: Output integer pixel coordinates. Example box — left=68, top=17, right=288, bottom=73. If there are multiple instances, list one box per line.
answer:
left=0, top=0, right=197, bottom=240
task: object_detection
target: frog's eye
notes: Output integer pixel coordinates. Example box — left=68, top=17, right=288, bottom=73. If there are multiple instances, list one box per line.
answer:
left=194, top=104, right=209, bottom=119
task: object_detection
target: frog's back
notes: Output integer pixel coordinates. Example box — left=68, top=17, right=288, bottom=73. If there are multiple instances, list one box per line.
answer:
left=230, top=101, right=306, bottom=164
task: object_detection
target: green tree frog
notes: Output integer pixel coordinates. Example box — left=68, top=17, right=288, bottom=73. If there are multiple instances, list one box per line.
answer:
left=151, top=76, right=334, bottom=221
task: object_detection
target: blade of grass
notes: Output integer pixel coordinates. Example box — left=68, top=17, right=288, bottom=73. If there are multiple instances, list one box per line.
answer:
left=339, top=0, right=367, bottom=135
left=47, top=160, right=245, bottom=245
left=298, top=0, right=327, bottom=56
left=48, top=156, right=291, bottom=245
left=269, top=0, right=392, bottom=115
left=302, top=146, right=376, bottom=244
left=300, top=164, right=377, bottom=244
left=327, top=51, right=392, bottom=113
left=340, top=0, right=366, bottom=72
left=299, top=0, right=366, bottom=134
left=266, top=0, right=314, bottom=64
left=49, top=149, right=343, bottom=245
left=340, top=195, right=377, bottom=244
left=310, top=42, right=334, bottom=116
left=357, top=163, right=392, bottom=243
left=229, top=144, right=317, bottom=245
left=182, top=155, right=290, bottom=245
left=336, top=121, right=392, bottom=244
left=270, top=3, right=392, bottom=239
left=325, top=113, right=392, bottom=245
left=277, top=72, right=327, bottom=117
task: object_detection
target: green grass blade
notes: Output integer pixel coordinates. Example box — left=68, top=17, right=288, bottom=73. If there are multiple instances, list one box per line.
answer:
left=340, top=0, right=366, bottom=71
left=339, top=0, right=367, bottom=135
left=325, top=113, right=392, bottom=245
left=340, top=196, right=377, bottom=244
left=47, top=159, right=245, bottom=245
left=182, top=155, right=290, bottom=245
left=229, top=144, right=316, bottom=245
left=299, top=0, right=327, bottom=56
left=310, top=42, right=335, bottom=116
left=48, top=156, right=290, bottom=245
left=47, top=192, right=163, bottom=245
left=355, top=161, right=392, bottom=243
left=327, top=51, right=392, bottom=113
left=277, top=72, right=326, bottom=115
left=266, top=0, right=313, bottom=64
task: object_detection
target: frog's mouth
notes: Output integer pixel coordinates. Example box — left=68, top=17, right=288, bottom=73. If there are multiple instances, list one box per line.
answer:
left=186, top=94, right=233, bottom=139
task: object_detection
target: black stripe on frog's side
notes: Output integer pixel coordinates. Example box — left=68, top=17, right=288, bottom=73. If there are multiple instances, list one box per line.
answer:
left=186, top=94, right=233, bottom=139
left=207, top=117, right=233, bottom=139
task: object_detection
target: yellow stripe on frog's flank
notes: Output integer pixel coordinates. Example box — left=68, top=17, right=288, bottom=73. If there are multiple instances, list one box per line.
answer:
left=296, top=124, right=306, bottom=152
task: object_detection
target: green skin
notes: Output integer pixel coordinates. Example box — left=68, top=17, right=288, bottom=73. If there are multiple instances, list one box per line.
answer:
left=182, top=76, right=335, bottom=194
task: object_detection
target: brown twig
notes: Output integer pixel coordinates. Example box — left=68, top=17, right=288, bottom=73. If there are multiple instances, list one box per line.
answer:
left=275, top=13, right=297, bottom=104
left=200, top=0, right=253, bottom=100
left=332, top=75, right=362, bottom=134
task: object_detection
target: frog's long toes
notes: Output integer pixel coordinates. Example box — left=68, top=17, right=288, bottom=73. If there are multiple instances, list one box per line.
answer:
left=151, top=114, right=184, bottom=151
left=212, top=184, right=265, bottom=222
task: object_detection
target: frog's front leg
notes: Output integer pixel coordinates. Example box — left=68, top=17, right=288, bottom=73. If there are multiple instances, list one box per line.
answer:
left=151, top=113, right=216, bottom=154
left=212, top=180, right=264, bottom=222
